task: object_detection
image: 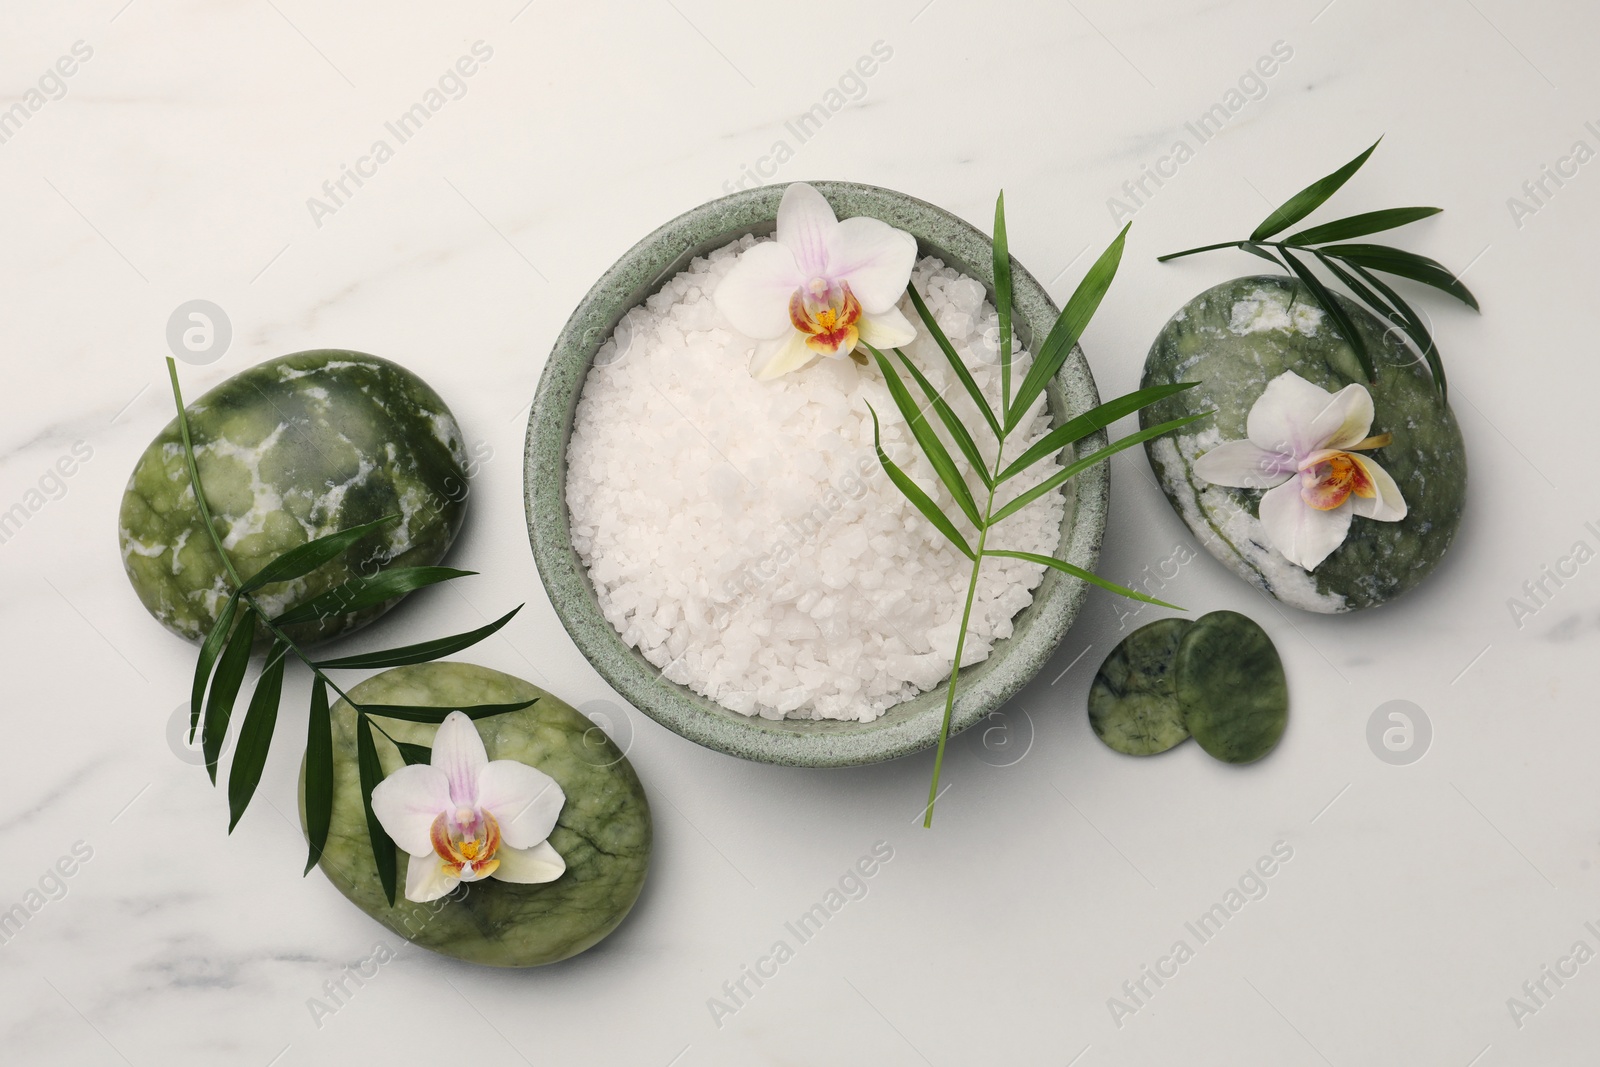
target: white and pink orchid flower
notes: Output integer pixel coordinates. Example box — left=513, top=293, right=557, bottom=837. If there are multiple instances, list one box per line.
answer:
left=715, top=182, right=919, bottom=380
left=1193, top=370, right=1407, bottom=571
left=370, top=711, right=566, bottom=903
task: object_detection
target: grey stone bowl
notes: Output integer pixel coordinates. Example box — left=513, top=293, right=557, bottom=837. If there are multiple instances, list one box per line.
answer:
left=524, top=181, right=1108, bottom=767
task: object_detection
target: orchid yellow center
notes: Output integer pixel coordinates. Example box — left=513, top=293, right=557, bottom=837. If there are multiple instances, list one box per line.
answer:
left=429, top=807, right=502, bottom=880
left=789, top=279, right=863, bottom=358
left=1297, top=433, right=1391, bottom=511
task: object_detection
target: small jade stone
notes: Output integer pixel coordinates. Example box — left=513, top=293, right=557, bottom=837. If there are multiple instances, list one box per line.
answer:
left=1175, top=610, right=1287, bottom=764
left=301, top=663, right=652, bottom=968
left=1140, top=276, right=1467, bottom=614
left=119, top=351, right=469, bottom=645
left=1088, top=618, right=1193, bottom=756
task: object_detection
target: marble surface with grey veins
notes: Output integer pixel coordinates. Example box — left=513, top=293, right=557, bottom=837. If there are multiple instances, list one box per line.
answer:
left=3, top=3, right=1598, bottom=1066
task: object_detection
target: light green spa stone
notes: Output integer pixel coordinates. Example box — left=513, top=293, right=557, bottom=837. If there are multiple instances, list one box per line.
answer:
left=1088, top=618, right=1192, bottom=756
left=1140, top=276, right=1467, bottom=613
left=302, top=663, right=652, bottom=968
left=119, top=351, right=469, bottom=645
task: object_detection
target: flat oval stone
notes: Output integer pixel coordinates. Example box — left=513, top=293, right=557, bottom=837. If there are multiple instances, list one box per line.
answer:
left=1176, top=610, right=1287, bottom=764
left=301, top=663, right=652, bottom=967
left=1088, top=618, right=1192, bottom=755
left=119, top=351, right=469, bottom=644
left=1140, top=276, right=1467, bottom=613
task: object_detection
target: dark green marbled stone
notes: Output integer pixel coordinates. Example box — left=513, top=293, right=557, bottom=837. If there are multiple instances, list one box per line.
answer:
left=119, top=351, right=469, bottom=644
left=301, top=663, right=652, bottom=968
left=1140, top=276, right=1467, bottom=613
left=1088, top=618, right=1192, bottom=756
left=1176, top=611, right=1287, bottom=764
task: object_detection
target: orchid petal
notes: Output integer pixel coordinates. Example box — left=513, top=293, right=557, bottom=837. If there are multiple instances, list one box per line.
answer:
left=857, top=305, right=917, bottom=349
left=491, top=840, right=566, bottom=885
left=830, top=217, right=920, bottom=313
left=1247, top=371, right=1345, bottom=456
left=1297, top=448, right=1346, bottom=470
left=476, top=761, right=565, bottom=849
left=431, top=711, right=488, bottom=809
left=1348, top=453, right=1408, bottom=521
left=369, top=764, right=451, bottom=857
left=456, top=861, right=497, bottom=883
left=1298, top=458, right=1357, bottom=510
left=1193, top=439, right=1295, bottom=489
left=1307, top=383, right=1376, bottom=451
left=1258, top=478, right=1353, bottom=571
left=776, top=183, right=838, bottom=278
left=750, top=332, right=817, bottom=380
left=404, top=854, right=460, bottom=903
left=713, top=241, right=800, bottom=339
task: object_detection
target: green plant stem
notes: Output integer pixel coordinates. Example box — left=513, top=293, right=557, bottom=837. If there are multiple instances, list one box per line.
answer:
left=1168, top=239, right=1318, bottom=259
left=923, top=489, right=992, bottom=827
left=166, top=358, right=375, bottom=723
left=922, top=433, right=1012, bottom=827
left=167, top=358, right=244, bottom=592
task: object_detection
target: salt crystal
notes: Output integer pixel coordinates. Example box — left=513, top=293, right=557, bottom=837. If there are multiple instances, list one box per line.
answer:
left=947, top=309, right=978, bottom=336
left=948, top=277, right=986, bottom=315
left=774, top=615, right=821, bottom=641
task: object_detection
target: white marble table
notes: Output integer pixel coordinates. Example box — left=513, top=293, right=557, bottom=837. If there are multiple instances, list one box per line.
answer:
left=3, top=1, right=1596, bottom=1063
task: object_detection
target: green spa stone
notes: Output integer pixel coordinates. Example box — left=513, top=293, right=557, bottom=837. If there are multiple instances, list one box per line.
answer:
left=1140, top=276, right=1467, bottom=614
left=118, top=351, right=469, bottom=645
left=1087, top=618, right=1193, bottom=756
left=301, top=663, right=652, bottom=968
left=1175, top=611, right=1287, bottom=764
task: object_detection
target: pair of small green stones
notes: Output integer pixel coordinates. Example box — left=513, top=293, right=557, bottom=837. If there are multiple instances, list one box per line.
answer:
left=1088, top=611, right=1287, bottom=763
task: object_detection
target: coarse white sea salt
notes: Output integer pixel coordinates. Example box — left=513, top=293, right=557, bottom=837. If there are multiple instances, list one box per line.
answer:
left=565, top=236, right=1071, bottom=722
